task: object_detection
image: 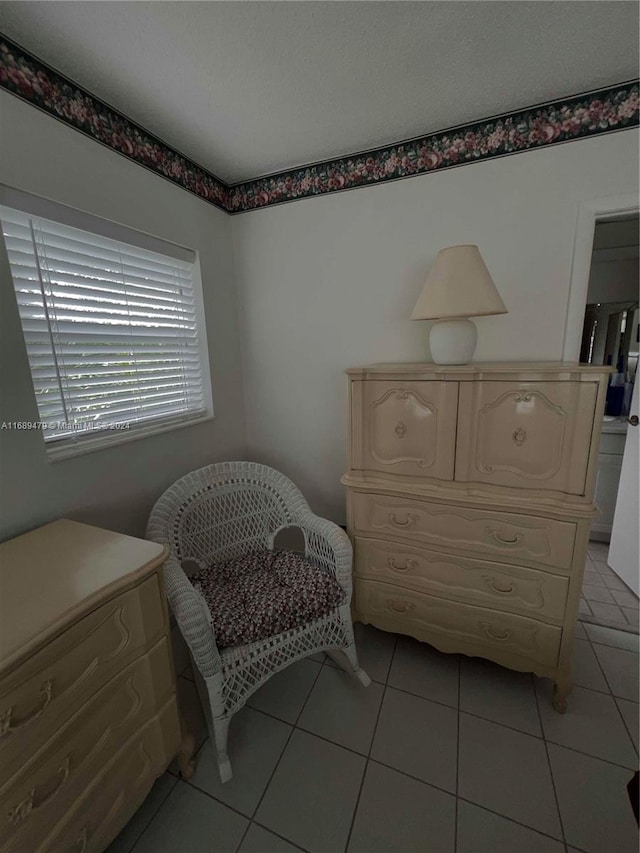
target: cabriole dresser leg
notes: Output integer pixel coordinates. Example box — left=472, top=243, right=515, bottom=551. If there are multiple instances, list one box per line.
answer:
left=176, top=732, right=196, bottom=779
left=552, top=681, right=571, bottom=714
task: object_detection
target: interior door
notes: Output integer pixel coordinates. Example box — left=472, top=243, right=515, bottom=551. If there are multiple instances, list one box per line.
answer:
left=608, top=383, right=639, bottom=595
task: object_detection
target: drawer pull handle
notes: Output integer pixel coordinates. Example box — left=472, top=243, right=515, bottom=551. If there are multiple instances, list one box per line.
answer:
left=388, top=512, right=418, bottom=528
left=8, top=754, right=71, bottom=826
left=482, top=575, right=515, bottom=595
left=512, top=428, right=527, bottom=445
left=394, top=421, right=407, bottom=437
left=487, top=528, right=521, bottom=546
left=388, top=558, right=418, bottom=573
left=481, top=622, right=512, bottom=642
left=388, top=599, right=416, bottom=614
left=0, top=679, right=53, bottom=738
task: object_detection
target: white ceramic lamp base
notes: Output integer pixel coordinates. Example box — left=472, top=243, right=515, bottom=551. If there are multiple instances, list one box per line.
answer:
left=429, top=318, right=477, bottom=365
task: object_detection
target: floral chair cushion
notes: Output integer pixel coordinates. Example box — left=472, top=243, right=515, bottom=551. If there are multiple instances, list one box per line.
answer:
left=191, top=549, right=345, bottom=648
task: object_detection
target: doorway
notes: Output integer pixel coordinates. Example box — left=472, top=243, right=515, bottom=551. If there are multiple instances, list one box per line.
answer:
left=577, top=213, right=639, bottom=632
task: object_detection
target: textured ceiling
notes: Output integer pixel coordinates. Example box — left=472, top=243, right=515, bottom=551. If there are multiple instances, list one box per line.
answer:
left=0, top=1, right=638, bottom=183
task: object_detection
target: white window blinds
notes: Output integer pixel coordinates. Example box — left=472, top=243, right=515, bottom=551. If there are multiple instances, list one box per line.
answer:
left=1, top=205, right=209, bottom=452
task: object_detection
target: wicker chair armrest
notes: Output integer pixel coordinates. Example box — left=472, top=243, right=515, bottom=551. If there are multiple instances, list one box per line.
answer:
left=297, top=513, right=353, bottom=601
left=162, top=555, right=222, bottom=678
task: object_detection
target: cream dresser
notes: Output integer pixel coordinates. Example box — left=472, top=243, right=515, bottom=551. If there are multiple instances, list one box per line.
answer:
left=342, top=362, right=611, bottom=712
left=0, top=520, right=194, bottom=853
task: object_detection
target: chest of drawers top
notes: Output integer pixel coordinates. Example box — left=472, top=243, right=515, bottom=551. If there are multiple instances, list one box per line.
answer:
left=345, top=362, right=611, bottom=380
left=0, top=519, right=167, bottom=673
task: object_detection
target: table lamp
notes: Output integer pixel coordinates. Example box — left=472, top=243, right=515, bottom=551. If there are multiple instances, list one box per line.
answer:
left=411, top=245, right=508, bottom=364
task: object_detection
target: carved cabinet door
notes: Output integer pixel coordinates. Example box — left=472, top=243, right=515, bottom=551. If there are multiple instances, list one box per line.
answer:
left=455, top=381, right=598, bottom=494
left=352, top=380, right=458, bottom=480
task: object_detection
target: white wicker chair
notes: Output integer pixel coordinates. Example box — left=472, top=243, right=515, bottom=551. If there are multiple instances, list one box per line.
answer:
left=146, top=461, right=370, bottom=783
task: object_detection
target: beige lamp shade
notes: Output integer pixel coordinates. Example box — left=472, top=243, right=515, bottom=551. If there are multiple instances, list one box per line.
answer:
left=411, top=245, right=508, bottom=320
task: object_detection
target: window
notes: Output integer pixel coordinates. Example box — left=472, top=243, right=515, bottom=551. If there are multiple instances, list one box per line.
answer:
left=0, top=194, right=212, bottom=459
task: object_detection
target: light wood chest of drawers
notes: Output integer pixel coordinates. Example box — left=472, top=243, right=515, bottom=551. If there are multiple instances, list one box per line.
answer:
left=0, top=520, right=193, bottom=853
left=342, top=362, right=611, bottom=712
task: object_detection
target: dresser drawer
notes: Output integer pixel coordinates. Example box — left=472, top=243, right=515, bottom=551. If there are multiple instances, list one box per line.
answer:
left=38, top=699, right=180, bottom=853
left=351, top=492, right=576, bottom=571
left=0, top=574, right=166, bottom=778
left=355, top=579, right=562, bottom=672
left=0, top=639, right=174, bottom=852
left=355, top=537, right=569, bottom=623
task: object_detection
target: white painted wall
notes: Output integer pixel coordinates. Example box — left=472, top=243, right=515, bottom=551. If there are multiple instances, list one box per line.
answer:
left=231, top=130, right=640, bottom=523
left=0, top=92, right=247, bottom=541
left=2, top=89, right=637, bottom=538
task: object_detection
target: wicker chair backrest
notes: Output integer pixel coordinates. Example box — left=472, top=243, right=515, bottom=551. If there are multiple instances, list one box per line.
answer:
left=149, top=462, right=309, bottom=570
left=175, top=482, right=292, bottom=567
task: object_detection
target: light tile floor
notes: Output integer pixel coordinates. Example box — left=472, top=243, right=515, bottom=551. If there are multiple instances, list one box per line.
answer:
left=109, top=621, right=639, bottom=853
left=581, top=542, right=639, bottom=632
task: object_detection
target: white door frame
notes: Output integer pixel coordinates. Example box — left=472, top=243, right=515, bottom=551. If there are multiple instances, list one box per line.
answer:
left=562, top=193, right=639, bottom=362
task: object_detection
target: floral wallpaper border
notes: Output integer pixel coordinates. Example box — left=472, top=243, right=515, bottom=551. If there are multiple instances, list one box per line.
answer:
left=1, top=34, right=638, bottom=215
left=0, top=35, right=230, bottom=210
left=229, top=81, right=639, bottom=212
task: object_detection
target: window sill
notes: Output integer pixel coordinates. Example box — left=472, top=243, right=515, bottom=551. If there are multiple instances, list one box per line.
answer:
left=45, top=412, right=215, bottom=462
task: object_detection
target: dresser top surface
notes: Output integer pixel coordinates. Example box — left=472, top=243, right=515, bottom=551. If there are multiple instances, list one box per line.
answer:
left=346, top=361, right=612, bottom=377
left=0, top=519, right=166, bottom=669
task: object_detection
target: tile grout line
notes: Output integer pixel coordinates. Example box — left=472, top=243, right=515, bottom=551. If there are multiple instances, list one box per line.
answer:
left=585, top=575, right=640, bottom=605
left=173, top=658, right=326, bottom=852
left=365, top=677, right=639, bottom=763
left=581, top=625, right=640, bottom=651
left=532, top=671, right=568, bottom=850
left=580, top=557, right=629, bottom=628
left=179, top=654, right=637, bottom=809
left=239, top=697, right=640, bottom=790
left=583, top=627, right=640, bottom=760
left=172, top=760, right=310, bottom=852
left=221, top=664, right=638, bottom=772
left=250, top=820, right=309, bottom=852
left=583, top=629, right=626, bottom=695
left=162, top=627, right=637, bottom=852
left=127, top=774, right=180, bottom=853
left=614, top=702, right=640, bottom=760
left=180, top=775, right=261, bottom=825
left=454, top=793, right=572, bottom=848
left=176, top=724, right=276, bottom=826
left=234, top=654, right=329, bottom=852
left=536, top=628, right=638, bottom=773
left=585, top=550, right=640, bottom=626
left=585, top=624, right=640, bottom=656
left=348, top=753, right=570, bottom=847
left=342, top=634, right=399, bottom=853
